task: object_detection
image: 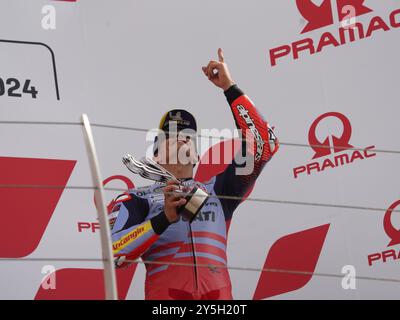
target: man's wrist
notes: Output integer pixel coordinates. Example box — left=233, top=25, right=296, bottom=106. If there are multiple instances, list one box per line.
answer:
left=224, top=84, right=244, bottom=105
left=222, top=81, right=236, bottom=92
left=150, top=211, right=172, bottom=235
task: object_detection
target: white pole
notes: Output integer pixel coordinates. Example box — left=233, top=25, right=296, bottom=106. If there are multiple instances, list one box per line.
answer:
left=81, top=114, right=118, bottom=300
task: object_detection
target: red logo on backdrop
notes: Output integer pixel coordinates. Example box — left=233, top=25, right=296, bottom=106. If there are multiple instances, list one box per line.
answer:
left=35, top=266, right=136, bottom=300
left=297, top=0, right=372, bottom=33
left=384, top=200, right=400, bottom=247
left=37, top=174, right=137, bottom=299
left=253, top=224, right=330, bottom=299
left=293, top=112, right=376, bottom=179
left=78, top=175, right=135, bottom=233
left=101, top=175, right=135, bottom=212
left=195, top=138, right=254, bottom=232
left=309, top=112, right=353, bottom=159
left=0, top=157, right=76, bottom=258
left=367, top=200, right=400, bottom=267
left=269, top=2, right=400, bottom=66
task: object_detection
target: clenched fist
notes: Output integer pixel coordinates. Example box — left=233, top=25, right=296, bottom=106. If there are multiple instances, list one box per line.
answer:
left=202, top=48, right=235, bottom=91
left=163, top=180, right=187, bottom=223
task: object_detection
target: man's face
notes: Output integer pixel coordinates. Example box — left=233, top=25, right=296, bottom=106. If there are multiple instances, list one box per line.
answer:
left=156, top=130, right=198, bottom=165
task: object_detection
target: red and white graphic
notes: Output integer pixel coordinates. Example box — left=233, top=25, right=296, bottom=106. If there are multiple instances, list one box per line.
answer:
left=195, top=139, right=241, bottom=182
left=196, top=138, right=251, bottom=190
left=195, top=138, right=255, bottom=232
left=36, top=174, right=137, bottom=299
left=100, top=175, right=135, bottom=213
left=293, top=112, right=376, bottom=179
left=0, top=157, right=76, bottom=258
left=384, top=200, right=400, bottom=247
left=78, top=175, right=135, bottom=233
left=269, top=2, right=400, bottom=66
left=297, top=0, right=372, bottom=33
left=253, top=224, right=330, bottom=299
left=0, top=155, right=138, bottom=299
left=35, top=265, right=136, bottom=300
left=367, top=200, right=400, bottom=267
left=309, top=112, right=353, bottom=159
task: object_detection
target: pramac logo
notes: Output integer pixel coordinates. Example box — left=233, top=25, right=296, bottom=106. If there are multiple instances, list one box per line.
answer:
left=384, top=200, right=400, bottom=247
left=77, top=175, right=135, bottom=234
left=293, top=112, right=376, bottom=179
left=367, top=200, right=400, bottom=267
left=269, top=1, right=400, bottom=66
left=297, top=0, right=372, bottom=33
left=308, top=112, right=353, bottom=159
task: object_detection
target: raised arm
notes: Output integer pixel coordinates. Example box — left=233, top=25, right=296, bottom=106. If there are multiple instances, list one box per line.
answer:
left=202, top=49, right=279, bottom=220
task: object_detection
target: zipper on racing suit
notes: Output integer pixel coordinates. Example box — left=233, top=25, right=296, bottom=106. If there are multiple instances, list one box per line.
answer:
left=188, top=223, right=199, bottom=293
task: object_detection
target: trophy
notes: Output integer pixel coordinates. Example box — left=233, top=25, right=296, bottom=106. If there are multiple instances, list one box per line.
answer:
left=122, top=154, right=208, bottom=223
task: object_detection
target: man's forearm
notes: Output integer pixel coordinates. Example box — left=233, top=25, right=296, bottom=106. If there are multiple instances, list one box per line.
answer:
left=112, top=211, right=171, bottom=267
left=224, top=84, right=279, bottom=164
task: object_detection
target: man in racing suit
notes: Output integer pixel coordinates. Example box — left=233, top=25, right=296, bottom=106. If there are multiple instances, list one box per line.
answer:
left=110, top=49, right=279, bottom=300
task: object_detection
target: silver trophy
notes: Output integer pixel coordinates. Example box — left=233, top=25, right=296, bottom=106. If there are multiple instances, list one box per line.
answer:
left=122, top=154, right=208, bottom=223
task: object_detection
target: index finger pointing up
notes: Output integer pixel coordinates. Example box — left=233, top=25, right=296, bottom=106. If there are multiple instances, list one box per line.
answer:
left=218, top=48, right=224, bottom=63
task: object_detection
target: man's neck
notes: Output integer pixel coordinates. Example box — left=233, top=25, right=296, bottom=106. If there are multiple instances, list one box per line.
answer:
left=160, top=163, right=194, bottom=180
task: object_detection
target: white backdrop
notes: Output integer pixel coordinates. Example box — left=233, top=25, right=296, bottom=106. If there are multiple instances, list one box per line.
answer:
left=0, top=0, right=399, bottom=299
